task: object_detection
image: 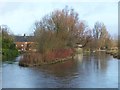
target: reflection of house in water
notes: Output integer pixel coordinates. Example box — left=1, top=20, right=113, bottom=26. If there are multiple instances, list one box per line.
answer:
left=75, top=42, right=82, bottom=48
left=14, top=34, right=36, bottom=52
left=74, top=54, right=83, bottom=63
left=75, top=43, right=83, bottom=54
left=74, top=43, right=83, bottom=62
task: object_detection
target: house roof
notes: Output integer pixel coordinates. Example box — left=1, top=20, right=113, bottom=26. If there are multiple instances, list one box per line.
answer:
left=14, top=36, right=34, bottom=42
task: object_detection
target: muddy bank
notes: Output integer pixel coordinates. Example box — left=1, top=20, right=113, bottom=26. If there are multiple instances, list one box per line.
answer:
left=106, top=50, right=120, bottom=59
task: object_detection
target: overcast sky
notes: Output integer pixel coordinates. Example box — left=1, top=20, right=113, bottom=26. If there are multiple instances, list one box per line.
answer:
left=0, top=1, right=118, bottom=36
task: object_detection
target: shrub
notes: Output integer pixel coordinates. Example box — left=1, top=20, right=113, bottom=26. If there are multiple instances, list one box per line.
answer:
left=2, top=49, right=19, bottom=60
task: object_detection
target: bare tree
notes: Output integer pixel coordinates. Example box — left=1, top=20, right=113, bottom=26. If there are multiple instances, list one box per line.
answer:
left=93, top=22, right=112, bottom=50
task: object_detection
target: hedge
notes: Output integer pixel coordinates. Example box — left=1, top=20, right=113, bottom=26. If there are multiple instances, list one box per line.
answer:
left=2, top=49, right=19, bottom=61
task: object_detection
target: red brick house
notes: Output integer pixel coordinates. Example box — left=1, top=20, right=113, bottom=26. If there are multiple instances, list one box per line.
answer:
left=14, top=34, right=36, bottom=52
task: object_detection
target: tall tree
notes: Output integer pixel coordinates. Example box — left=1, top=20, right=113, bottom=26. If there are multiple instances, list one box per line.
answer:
left=34, top=6, right=92, bottom=54
left=1, top=25, right=18, bottom=60
left=93, top=22, right=112, bottom=49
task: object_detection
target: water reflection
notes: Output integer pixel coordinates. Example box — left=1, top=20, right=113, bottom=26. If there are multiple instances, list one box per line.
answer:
left=2, top=52, right=118, bottom=88
left=74, top=54, right=83, bottom=63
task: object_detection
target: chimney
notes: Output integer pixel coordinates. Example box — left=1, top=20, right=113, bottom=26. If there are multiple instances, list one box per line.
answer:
left=24, top=34, right=26, bottom=37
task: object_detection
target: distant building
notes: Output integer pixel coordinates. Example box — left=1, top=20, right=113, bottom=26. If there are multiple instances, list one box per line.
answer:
left=75, top=42, right=82, bottom=48
left=14, top=34, right=36, bottom=52
left=75, top=43, right=83, bottom=54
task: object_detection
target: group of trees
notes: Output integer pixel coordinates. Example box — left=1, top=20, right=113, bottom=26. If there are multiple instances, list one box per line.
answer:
left=34, top=6, right=114, bottom=54
left=0, top=25, right=19, bottom=60
left=0, top=6, right=116, bottom=61
left=0, top=7, right=118, bottom=63
left=85, top=22, right=113, bottom=50
left=34, top=7, right=79, bottom=54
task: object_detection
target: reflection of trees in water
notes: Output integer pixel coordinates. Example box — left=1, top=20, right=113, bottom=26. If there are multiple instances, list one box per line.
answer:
left=95, top=52, right=111, bottom=72
left=41, top=54, right=84, bottom=78
left=33, top=52, right=111, bottom=79
left=74, top=54, right=83, bottom=63
left=82, top=52, right=110, bottom=73
left=38, top=59, right=80, bottom=78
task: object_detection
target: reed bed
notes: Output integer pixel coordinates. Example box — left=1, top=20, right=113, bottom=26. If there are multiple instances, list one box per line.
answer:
left=19, top=49, right=74, bottom=67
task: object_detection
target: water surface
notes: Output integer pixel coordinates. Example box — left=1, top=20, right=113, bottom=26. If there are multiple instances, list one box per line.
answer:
left=2, top=52, right=118, bottom=88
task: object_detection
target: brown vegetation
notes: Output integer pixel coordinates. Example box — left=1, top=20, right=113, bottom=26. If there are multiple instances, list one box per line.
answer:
left=19, top=6, right=118, bottom=66
left=19, top=48, right=74, bottom=67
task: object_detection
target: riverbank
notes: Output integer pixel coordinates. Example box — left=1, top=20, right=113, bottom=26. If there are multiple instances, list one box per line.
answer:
left=19, top=49, right=74, bottom=67
left=83, top=49, right=120, bottom=59
left=19, top=55, right=73, bottom=67
left=106, top=50, right=120, bottom=59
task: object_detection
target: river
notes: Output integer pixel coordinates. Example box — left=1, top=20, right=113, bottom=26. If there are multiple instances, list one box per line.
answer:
left=2, top=52, right=118, bottom=88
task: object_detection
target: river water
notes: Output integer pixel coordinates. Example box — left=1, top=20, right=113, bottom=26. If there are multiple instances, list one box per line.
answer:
left=2, top=52, right=118, bottom=88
